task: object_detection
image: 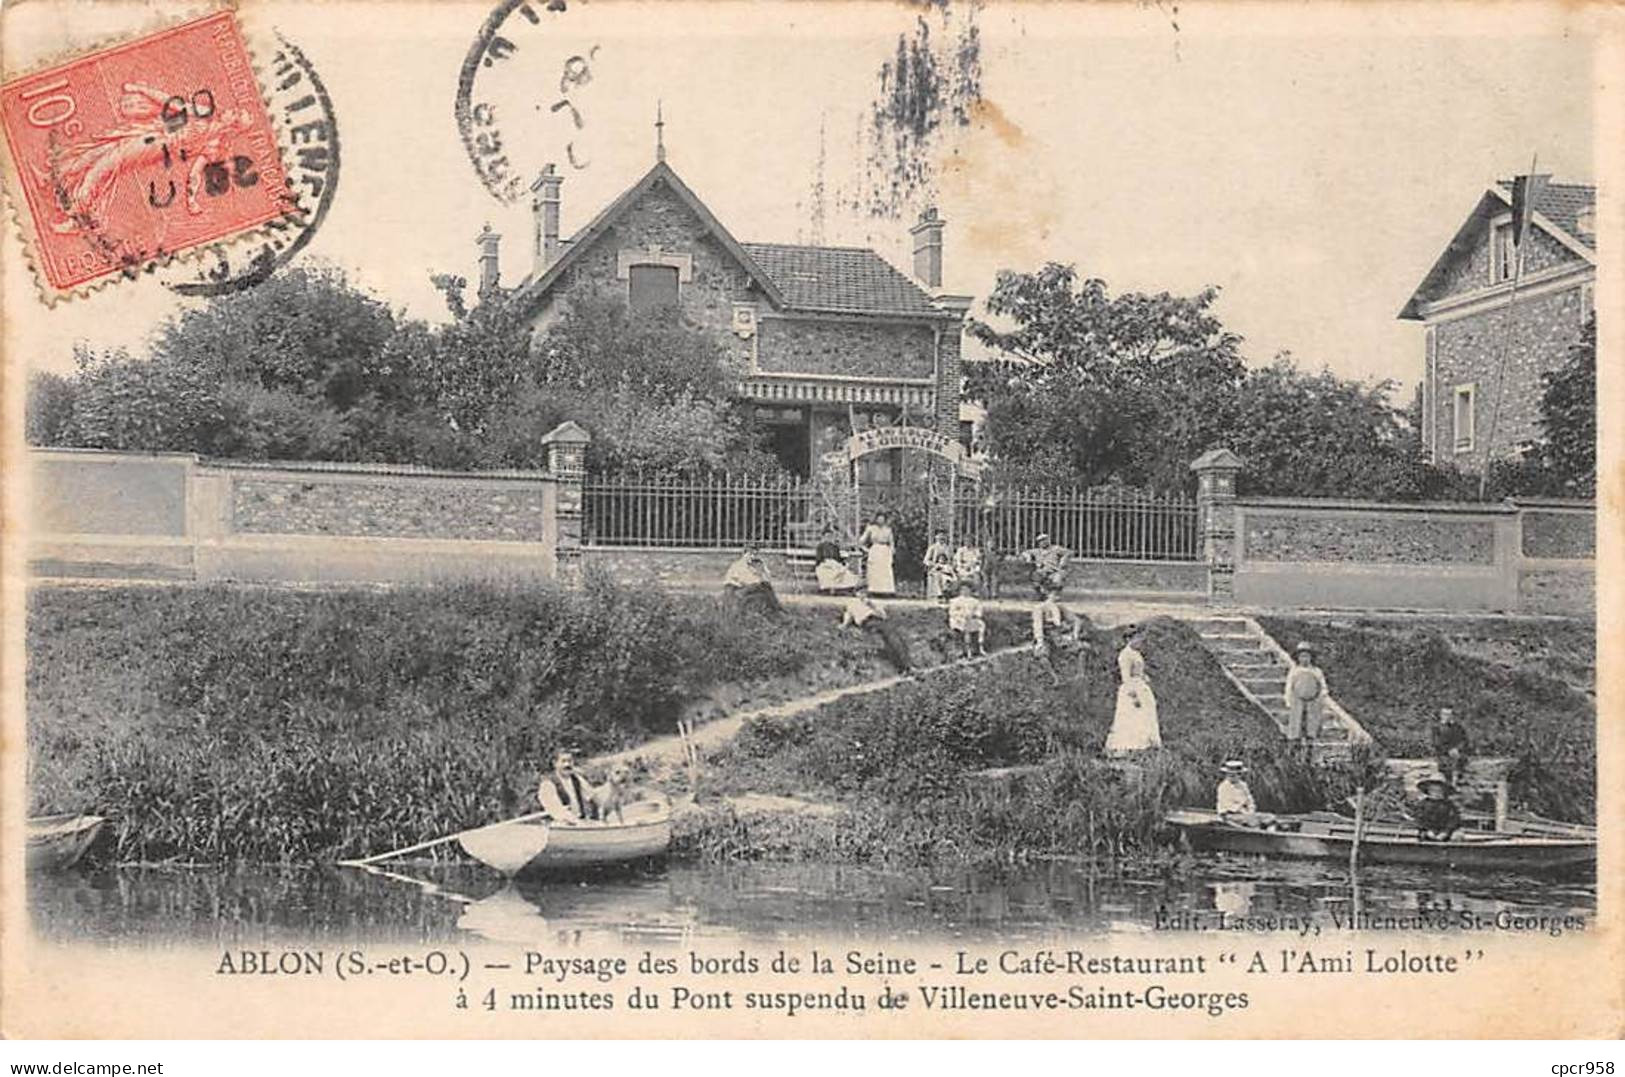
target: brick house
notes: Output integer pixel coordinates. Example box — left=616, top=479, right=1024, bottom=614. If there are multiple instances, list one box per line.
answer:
left=475, top=154, right=972, bottom=483
left=1400, top=176, right=1595, bottom=470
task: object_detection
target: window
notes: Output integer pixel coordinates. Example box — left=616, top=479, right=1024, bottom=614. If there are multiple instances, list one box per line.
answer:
left=1452, top=384, right=1475, bottom=453
left=1491, top=220, right=1516, bottom=284
left=628, top=264, right=679, bottom=313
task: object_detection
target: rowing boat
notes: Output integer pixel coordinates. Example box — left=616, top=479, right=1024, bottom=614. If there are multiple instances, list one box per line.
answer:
left=457, top=800, right=673, bottom=876
left=1164, top=808, right=1595, bottom=874
left=27, top=814, right=105, bottom=871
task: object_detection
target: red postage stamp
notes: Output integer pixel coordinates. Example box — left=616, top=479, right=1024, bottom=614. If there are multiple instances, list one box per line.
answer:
left=0, top=10, right=292, bottom=297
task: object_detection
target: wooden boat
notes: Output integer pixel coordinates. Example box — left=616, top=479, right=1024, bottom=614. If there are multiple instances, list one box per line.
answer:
left=27, top=814, right=105, bottom=871
left=1164, top=808, right=1595, bottom=874
left=458, top=800, right=672, bottom=876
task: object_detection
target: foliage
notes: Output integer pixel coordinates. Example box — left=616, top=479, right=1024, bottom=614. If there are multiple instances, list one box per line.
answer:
left=1257, top=615, right=1595, bottom=823
left=149, top=266, right=401, bottom=411
left=25, top=371, right=78, bottom=446
left=25, top=577, right=1018, bottom=862
left=1499, top=314, right=1596, bottom=498
left=65, top=346, right=235, bottom=454
left=968, top=263, right=1482, bottom=500
left=968, top=264, right=1246, bottom=491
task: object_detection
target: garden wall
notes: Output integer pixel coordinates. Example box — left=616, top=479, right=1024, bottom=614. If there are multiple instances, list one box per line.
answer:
left=1230, top=497, right=1592, bottom=615
left=27, top=449, right=557, bottom=585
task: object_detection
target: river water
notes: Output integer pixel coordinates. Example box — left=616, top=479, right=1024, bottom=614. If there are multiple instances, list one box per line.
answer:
left=29, top=857, right=1596, bottom=947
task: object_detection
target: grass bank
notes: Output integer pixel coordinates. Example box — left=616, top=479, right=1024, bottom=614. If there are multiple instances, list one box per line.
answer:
left=677, top=617, right=1363, bottom=868
left=26, top=576, right=1026, bottom=862
left=1257, top=614, right=1595, bottom=823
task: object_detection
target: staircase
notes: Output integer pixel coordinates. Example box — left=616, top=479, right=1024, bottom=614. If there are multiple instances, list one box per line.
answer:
left=1189, top=614, right=1370, bottom=761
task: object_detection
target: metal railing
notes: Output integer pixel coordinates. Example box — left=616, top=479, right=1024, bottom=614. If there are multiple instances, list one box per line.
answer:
left=953, top=486, right=1200, bottom=562
left=583, top=472, right=1200, bottom=561
left=583, top=472, right=816, bottom=548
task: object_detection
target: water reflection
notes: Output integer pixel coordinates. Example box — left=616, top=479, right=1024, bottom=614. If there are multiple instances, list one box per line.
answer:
left=30, top=857, right=1595, bottom=947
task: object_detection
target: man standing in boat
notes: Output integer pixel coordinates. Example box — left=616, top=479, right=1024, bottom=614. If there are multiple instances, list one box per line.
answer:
left=537, top=749, right=600, bottom=825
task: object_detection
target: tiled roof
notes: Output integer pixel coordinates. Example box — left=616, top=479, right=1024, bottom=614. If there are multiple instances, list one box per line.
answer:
left=740, top=242, right=938, bottom=316
left=1496, top=179, right=1596, bottom=249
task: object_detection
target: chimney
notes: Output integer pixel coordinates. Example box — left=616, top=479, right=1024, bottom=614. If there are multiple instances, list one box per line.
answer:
left=475, top=224, right=501, bottom=297
left=910, top=206, right=945, bottom=289
left=531, top=163, right=563, bottom=273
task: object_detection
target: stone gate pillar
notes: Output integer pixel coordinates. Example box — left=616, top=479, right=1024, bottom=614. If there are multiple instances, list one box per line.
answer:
left=542, top=421, right=591, bottom=585
left=1190, top=447, right=1243, bottom=604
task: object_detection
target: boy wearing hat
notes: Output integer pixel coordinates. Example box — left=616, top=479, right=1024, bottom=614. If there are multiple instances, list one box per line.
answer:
left=1283, top=642, right=1329, bottom=741
left=947, top=580, right=988, bottom=660
left=1411, top=774, right=1462, bottom=842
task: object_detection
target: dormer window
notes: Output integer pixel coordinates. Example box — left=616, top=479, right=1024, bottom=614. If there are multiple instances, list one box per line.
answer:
left=628, top=264, right=679, bottom=313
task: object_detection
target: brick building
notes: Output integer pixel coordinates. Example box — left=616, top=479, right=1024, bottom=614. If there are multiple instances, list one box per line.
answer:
left=477, top=152, right=972, bottom=483
left=1400, top=176, right=1595, bottom=470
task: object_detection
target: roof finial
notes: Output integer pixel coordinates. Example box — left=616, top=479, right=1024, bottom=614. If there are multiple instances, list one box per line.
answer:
left=655, top=100, right=666, bottom=163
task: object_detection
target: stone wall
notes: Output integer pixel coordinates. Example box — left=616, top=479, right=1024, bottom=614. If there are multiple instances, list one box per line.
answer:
left=754, top=317, right=935, bottom=381
left=30, top=450, right=191, bottom=536
left=1430, top=286, right=1588, bottom=466
left=1242, top=507, right=1496, bottom=565
left=1435, top=223, right=1578, bottom=301
left=232, top=474, right=551, bottom=542
left=1521, top=506, right=1595, bottom=559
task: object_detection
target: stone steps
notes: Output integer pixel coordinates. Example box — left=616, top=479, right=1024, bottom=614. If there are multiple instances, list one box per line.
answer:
left=1191, top=615, right=1372, bottom=760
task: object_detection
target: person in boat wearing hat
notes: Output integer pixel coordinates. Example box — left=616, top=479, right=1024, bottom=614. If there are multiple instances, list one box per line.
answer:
left=1283, top=641, right=1330, bottom=742
left=1410, top=774, right=1462, bottom=842
left=1031, top=581, right=1085, bottom=683
left=536, top=749, right=600, bottom=825
left=1431, top=706, right=1471, bottom=788
left=1105, top=624, right=1162, bottom=755
left=1215, top=761, right=1257, bottom=816
left=1020, top=533, right=1071, bottom=599
left=723, top=545, right=784, bottom=616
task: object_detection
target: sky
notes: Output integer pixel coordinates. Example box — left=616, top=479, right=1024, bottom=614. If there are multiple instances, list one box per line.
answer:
left=2, top=0, right=1599, bottom=396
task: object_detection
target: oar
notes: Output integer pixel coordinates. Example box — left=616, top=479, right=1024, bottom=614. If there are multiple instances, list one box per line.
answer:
left=336, top=810, right=551, bottom=868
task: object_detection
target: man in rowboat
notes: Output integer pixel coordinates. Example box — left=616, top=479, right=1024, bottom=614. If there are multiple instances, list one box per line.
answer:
left=1215, top=760, right=1276, bottom=828
left=536, top=749, right=600, bottom=825
left=1410, top=775, right=1462, bottom=842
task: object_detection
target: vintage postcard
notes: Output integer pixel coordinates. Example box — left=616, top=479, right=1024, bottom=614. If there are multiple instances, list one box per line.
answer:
left=1, top=0, right=1620, bottom=1040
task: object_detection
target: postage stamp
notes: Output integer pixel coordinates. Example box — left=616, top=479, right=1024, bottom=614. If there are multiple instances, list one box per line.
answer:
left=0, top=9, right=293, bottom=298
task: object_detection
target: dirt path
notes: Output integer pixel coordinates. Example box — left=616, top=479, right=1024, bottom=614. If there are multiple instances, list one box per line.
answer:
left=589, top=643, right=1034, bottom=778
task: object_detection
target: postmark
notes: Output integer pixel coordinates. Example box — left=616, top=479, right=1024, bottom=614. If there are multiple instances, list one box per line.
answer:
left=455, top=0, right=599, bottom=205
left=0, top=9, right=293, bottom=298
left=166, top=32, right=338, bottom=297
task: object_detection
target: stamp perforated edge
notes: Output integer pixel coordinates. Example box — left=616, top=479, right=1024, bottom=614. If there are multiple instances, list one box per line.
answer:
left=0, top=2, right=309, bottom=306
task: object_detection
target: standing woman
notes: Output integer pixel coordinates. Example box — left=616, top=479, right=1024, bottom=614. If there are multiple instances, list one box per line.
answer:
left=1106, top=625, right=1162, bottom=755
left=860, top=511, right=897, bottom=597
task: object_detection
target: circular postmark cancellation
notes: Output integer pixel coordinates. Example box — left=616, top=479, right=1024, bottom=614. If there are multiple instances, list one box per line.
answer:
left=0, top=10, right=296, bottom=299
left=166, top=33, right=339, bottom=296
left=456, top=0, right=600, bottom=205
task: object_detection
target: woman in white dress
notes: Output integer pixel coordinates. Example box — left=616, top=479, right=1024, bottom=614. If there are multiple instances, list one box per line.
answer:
left=860, top=512, right=897, bottom=597
left=1106, top=625, right=1161, bottom=755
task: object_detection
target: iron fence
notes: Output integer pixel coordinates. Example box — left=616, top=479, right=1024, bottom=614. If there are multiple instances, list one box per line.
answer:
left=583, top=472, right=817, bottom=548
left=953, top=486, right=1199, bottom=562
left=583, top=472, right=1200, bottom=561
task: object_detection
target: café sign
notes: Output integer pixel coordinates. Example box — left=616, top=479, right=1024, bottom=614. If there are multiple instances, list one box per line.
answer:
left=846, top=427, right=984, bottom=478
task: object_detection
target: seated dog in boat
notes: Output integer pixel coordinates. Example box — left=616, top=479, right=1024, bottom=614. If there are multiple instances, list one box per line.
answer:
left=595, top=763, right=634, bottom=824
left=537, top=749, right=600, bottom=824
left=1410, top=776, right=1462, bottom=842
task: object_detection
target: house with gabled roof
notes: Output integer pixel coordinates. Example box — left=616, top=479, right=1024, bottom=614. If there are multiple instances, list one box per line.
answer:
left=472, top=149, right=972, bottom=482
left=1399, top=176, right=1595, bottom=470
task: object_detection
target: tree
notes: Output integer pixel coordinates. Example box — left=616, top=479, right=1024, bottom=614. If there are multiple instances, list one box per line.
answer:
left=1527, top=314, right=1596, bottom=496
left=25, top=371, right=78, bottom=446
left=967, top=264, right=1245, bottom=489
left=150, top=265, right=401, bottom=411
left=66, top=346, right=236, bottom=454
